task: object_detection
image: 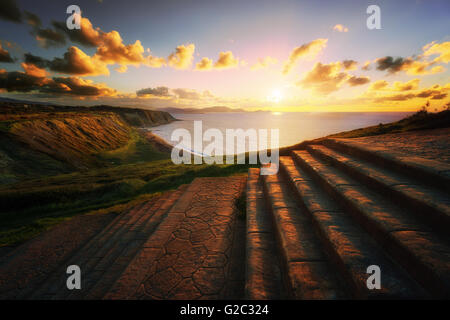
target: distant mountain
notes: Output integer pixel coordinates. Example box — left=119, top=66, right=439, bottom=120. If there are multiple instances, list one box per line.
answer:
left=160, top=106, right=248, bottom=114
left=0, top=96, right=60, bottom=106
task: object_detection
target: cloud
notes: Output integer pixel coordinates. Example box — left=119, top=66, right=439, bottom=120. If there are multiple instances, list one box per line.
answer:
left=34, top=27, right=66, bottom=48
left=167, top=44, right=195, bottom=69
left=368, top=79, right=420, bottom=92
left=30, top=15, right=166, bottom=71
left=374, top=42, right=450, bottom=76
left=347, top=75, right=370, bottom=86
left=214, top=51, right=239, bottom=69
left=25, top=46, right=110, bottom=76
left=375, top=56, right=445, bottom=75
left=368, top=80, right=388, bottom=91
left=283, top=38, right=328, bottom=74
left=0, top=43, right=14, bottom=63
left=21, top=62, right=48, bottom=78
left=24, top=11, right=41, bottom=27
left=342, top=60, right=358, bottom=70
left=136, top=86, right=171, bottom=97
left=0, top=0, right=21, bottom=23
left=53, top=16, right=103, bottom=47
left=422, top=41, right=450, bottom=64
left=298, top=60, right=369, bottom=94
left=365, top=83, right=449, bottom=102
left=250, top=56, right=278, bottom=71
left=333, top=24, right=349, bottom=32
left=44, top=77, right=117, bottom=97
left=0, top=69, right=117, bottom=97
left=195, top=57, right=213, bottom=70
left=172, top=88, right=202, bottom=100
left=195, top=51, right=239, bottom=71
left=297, top=61, right=348, bottom=94
left=392, top=78, right=420, bottom=91
left=361, top=60, right=371, bottom=71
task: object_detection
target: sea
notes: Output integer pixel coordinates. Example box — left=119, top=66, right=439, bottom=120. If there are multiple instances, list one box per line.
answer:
left=146, top=112, right=413, bottom=156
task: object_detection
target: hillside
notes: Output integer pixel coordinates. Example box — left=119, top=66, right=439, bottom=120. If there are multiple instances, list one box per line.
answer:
left=0, top=101, right=176, bottom=183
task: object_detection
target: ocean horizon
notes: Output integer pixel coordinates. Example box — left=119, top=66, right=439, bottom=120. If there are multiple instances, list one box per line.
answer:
left=147, top=112, right=413, bottom=156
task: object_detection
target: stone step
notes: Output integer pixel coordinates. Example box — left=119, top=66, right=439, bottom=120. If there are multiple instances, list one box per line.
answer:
left=245, top=168, right=285, bottom=299
left=63, top=190, right=181, bottom=300
left=85, top=185, right=190, bottom=300
left=322, top=138, right=450, bottom=190
left=28, top=195, right=162, bottom=299
left=292, top=150, right=450, bottom=298
left=104, top=177, right=246, bottom=300
left=308, top=144, right=450, bottom=232
left=261, top=167, right=347, bottom=299
left=0, top=213, right=115, bottom=299
left=280, top=156, right=427, bottom=299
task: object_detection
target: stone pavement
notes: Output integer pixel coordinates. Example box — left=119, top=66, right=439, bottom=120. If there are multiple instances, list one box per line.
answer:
left=105, top=176, right=246, bottom=299
left=346, top=128, right=450, bottom=163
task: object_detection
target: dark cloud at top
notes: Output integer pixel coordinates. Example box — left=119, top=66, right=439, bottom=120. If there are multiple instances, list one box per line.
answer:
left=24, top=47, right=109, bottom=76
left=376, top=56, right=412, bottom=73
left=34, top=27, right=66, bottom=48
left=0, top=0, right=22, bottom=23
left=24, top=53, right=49, bottom=69
left=52, top=20, right=101, bottom=47
left=24, top=10, right=41, bottom=27
left=136, top=86, right=171, bottom=97
left=0, top=69, right=117, bottom=96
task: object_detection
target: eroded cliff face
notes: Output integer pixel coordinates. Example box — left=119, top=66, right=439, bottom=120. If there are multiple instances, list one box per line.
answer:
left=88, top=105, right=176, bottom=127
left=0, top=103, right=176, bottom=181
left=9, top=113, right=131, bottom=170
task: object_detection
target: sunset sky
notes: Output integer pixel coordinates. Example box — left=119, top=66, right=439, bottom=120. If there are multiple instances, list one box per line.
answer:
left=0, top=0, right=449, bottom=111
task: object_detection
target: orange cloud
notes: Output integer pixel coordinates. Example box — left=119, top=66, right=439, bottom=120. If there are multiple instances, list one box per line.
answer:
left=51, top=46, right=110, bottom=76
left=214, top=51, right=239, bottom=69
left=298, top=60, right=369, bottom=94
left=368, top=80, right=388, bottom=91
left=371, top=83, right=449, bottom=102
left=167, top=44, right=195, bottom=69
left=0, top=68, right=117, bottom=97
left=374, top=42, right=450, bottom=76
left=297, top=61, right=348, bottom=94
left=195, top=57, right=213, bottom=70
left=21, top=62, right=47, bottom=78
left=283, top=38, right=328, bottom=74
left=369, top=79, right=420, bottom=92
left=423, top=41, right=450, bottom=64
left=195, top=51, right=239, bottom=71
left=0, top=43, right=14, bottom=62
left=333, top=24, right=349, bottom=32
left=55, top=16, right=166, bottom=70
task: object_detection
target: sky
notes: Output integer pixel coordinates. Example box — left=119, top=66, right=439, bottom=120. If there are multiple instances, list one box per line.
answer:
left=0, top=0, right=449, bottom=111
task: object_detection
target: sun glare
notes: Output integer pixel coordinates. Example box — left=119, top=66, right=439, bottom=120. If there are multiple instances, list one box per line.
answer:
left=267, top=89, right=283, bottom=103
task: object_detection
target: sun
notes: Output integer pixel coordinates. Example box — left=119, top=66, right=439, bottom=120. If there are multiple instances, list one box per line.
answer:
left=267, top=89, right=283, bottom=103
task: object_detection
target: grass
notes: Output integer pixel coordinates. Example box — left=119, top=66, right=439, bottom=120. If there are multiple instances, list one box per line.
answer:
left=0, top=158, right=254, bottom=247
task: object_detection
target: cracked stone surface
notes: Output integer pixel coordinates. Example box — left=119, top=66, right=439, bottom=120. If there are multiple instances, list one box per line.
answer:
left=343, top=128, right=450, bottom=164
left=106, top=176, right=246, bottom=300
